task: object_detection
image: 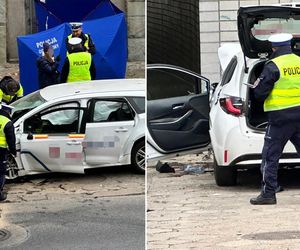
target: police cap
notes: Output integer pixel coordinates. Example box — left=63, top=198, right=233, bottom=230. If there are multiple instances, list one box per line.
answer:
left=268, top=33, right=293, bottom=47
left=70, top=22, right=83, bottom=31
left=68, top=37, right=82, bottom=46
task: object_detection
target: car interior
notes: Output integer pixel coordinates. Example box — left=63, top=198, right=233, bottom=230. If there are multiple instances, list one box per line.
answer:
left=147, top=66, right=210, bottom=152
left=24, top=108, right=81, bottom=135
left=247, top=61, right=268, bottom=130
left=107, top=103, right=134, bottom=122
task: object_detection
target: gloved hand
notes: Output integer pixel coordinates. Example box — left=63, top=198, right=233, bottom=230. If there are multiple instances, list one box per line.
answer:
left=55, top=55, right=61, bottom=62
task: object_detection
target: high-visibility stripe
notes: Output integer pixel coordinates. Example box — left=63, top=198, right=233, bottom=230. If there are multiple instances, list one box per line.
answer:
left=68, top=134, right=85, bottom=138
left=265, top=54, right=300, bottom=111
left=34, top=135, right=49, bottom=139
left=0, top=115, right=10, bottom=148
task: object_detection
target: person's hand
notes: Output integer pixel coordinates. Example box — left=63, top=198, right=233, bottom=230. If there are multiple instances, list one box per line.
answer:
left=55, top=55, right=61, bottom=62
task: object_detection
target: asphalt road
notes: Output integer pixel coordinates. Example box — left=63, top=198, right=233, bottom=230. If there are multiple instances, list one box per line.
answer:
left=0, top=167, right=145, bottom=250
left=2, top=195, right=145, bottom=250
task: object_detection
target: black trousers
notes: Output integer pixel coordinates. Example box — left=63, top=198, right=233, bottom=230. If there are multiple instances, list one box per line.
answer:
left=0, top=148, right=8, bottom=191
left=261, top=122, right=300, bottom=197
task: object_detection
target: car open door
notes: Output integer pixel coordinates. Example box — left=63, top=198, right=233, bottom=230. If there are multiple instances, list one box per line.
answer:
left=19, top=103, right=86, bottom=174
left=147, top=64, right=210, bottom=154
left=83, top=98, right=136, bottom=165
left=238, top=5, right=300, bottom=59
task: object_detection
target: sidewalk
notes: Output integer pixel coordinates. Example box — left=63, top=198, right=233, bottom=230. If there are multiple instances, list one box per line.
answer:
left=147, top=154, right=300, bottom=249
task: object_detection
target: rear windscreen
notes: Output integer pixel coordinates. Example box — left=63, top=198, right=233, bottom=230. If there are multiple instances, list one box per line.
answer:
left=252, top=18, right=300, bottom=40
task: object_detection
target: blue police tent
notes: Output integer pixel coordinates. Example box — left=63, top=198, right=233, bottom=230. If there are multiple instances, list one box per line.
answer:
left=34, top=0, right=122, bottom=31
left=17, top=1, right=127, bottom=95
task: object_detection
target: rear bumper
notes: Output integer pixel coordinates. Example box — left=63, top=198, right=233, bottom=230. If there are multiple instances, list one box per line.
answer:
left=229, top=153, right=300, bottom=168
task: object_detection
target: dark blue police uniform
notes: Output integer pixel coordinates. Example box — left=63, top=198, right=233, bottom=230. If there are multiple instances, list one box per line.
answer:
left=251, top=46, right=300, bottom=204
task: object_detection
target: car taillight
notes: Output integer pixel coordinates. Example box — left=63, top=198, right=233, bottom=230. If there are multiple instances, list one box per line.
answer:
left=219, top=96, right=243, bottom=116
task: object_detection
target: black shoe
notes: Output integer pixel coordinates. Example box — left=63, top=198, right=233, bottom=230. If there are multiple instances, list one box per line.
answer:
left=0, top=192, right=7, bottom=201
left=250, top=194, right=276, bottom=205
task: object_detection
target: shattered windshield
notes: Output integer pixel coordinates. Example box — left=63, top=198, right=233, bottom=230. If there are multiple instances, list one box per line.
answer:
left=252, top=18, right=300, bottom=40
left=11, top=91, right=46, bottom=121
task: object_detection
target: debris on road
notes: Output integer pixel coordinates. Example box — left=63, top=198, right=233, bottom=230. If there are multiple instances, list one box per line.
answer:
left=183, top=164, right=205, bottom=174
left=155, top=161, right=175, bottom=173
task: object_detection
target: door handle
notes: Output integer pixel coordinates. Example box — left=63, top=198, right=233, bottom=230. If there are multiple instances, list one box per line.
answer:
left=114, top=128, right=128, bottom=132
left=172, top=104, right=184, bottom=110
left=67, top=141, right=82, bottom=145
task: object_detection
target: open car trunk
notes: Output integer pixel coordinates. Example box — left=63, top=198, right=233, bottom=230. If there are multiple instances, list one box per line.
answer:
left=246, top=61, right=268, bottom=130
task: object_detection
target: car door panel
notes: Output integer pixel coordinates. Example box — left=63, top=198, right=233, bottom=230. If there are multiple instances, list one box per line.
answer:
left=20, top=134, right=84, bottom=174
left=84, top=121, right=135, bottom=165
left=19, top=105, right=86, bottom=174
left=83, top=98, right=136, bottom=166
left=148, top=94, right=209, bottom=152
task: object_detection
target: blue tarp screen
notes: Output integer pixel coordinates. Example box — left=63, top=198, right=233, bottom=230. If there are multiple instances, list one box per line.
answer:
left=17, top=14, right=127, bottom=95
left=17, top=0, right=127, bottom=95
left=34, top=0, right=122, bottom=31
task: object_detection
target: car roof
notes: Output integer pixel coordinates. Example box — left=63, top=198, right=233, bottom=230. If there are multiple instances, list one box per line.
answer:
left=40, top=79, right=145, bottom=101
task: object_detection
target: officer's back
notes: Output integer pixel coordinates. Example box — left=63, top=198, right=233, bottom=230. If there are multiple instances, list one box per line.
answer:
left=60, top=37, right=96, bottom=83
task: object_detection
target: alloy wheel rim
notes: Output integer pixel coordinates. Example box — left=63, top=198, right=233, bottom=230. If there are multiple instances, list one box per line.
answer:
left=135, top=146, right=145, bottom=170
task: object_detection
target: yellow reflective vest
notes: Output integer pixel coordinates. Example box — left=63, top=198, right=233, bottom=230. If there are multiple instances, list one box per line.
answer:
left=264, top=53, right=300, bottom=112
left=0, top=84, right=23, bottom=104
left=67, top=52, right=92, bottom=83
left=0, top=115, right=10, bottom=148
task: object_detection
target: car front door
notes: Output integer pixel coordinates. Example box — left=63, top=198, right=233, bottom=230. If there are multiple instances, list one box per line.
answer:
left=19, top=102, right=86, bottom=174
left=147, top=64, right=210, bottom=154
left=83, top=98, right=136, bottom=165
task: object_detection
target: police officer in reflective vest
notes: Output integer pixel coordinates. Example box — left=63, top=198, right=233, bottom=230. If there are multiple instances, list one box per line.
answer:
left=0, top=104, right=16, bottom=201
left=66, top=22, right=96, bottom=55
left=60, top=37, right=96, bottom=83
left=250, top=33, right=300, bottom=205
left=0, top=76, right=23, bottom=104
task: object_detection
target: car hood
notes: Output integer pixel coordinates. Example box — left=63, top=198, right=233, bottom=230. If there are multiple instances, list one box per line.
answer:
left=238, top=5, right=300, bottom=58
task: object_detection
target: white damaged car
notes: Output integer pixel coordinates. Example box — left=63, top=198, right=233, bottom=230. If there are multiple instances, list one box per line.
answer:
left=7, top=79, right=145, bottom=179
left=147, top=4, right=300, bottom=186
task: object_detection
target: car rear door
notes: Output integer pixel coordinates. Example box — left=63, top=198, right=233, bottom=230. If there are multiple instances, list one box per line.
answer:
left=83, top=98, right=136, bottom=165
left=147, top=64, right=210, bottom=153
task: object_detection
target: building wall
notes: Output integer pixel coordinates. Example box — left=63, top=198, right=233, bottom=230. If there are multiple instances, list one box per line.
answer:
left=0, top=0, right=145, bottom=64
left=147, top=0, right=200, bottom=73
left=200, top=0, right=295, bottom=83
left=0, top=1, right=6, bottom=64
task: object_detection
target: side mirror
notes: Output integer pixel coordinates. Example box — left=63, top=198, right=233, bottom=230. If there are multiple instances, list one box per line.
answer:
left=27, top=132, right=33, bottom=140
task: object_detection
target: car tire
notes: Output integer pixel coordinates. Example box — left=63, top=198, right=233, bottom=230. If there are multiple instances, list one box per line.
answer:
left=131, top=140, right=145, bottom=174
left=214, top=159, right=237, bottom=186
left=5, top=154, right=19, bottom=180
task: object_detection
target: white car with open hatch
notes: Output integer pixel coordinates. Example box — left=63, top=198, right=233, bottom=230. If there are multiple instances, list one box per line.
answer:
left=147, top=3, right=300, bottom=186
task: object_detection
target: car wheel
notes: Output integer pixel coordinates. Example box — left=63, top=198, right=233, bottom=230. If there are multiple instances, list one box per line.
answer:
left=214, top=159, right=237, bottom=186
left=5, top=154, right=19, bottom=180
left=131, top=140, right=145, bottom=174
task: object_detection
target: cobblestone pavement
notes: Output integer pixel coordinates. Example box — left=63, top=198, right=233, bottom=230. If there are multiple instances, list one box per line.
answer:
left=147, top=154, right=300, bottom=250
left=1, top=167, right=144, bottom=206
